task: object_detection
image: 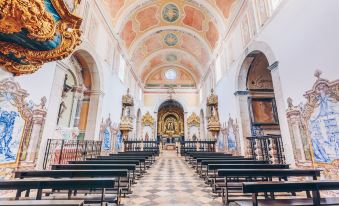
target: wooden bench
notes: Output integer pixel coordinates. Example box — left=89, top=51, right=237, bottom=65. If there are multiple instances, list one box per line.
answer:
left=68, top=160, right=144, bottom=174
left=186, top=152, right=232, bottom=161
left=118, top=152, right=157, bottom=163
left=94, top=156, right=153, bottom=169
left=52, top=164, right=137, bottom=183
left=206, top=164, right=290, bottom=194
left=198, top=160, right=267, bottom=175
left=217, top=169, right=321, bottom=204
left=93, top=156, right=149, bottom=170
left=0, top=200, right=84, bottom=206
left=14, top=169, right=129, bottom=203
left=108, top=154, right=154, bottom=166
left=0, top=178, right=116, bottom=206
left=236, top=180, right=339, bottom=206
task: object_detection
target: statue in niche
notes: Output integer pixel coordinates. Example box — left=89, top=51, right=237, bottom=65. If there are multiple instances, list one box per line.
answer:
left=166, top=121, right=174, bottom=131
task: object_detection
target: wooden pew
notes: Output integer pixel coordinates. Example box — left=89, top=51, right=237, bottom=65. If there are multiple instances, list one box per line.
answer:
left=198, top=160, right=267, bottom=175
left=118, top=151, right=157, bottom=163
left=200, top=160, right=268, bottom=177
left=52, top=164, right=137, bottom=183
left=0, top=200, right=84, bottom=206
left=235, top=180, right=339, bottom=206
left=109, top=154, right=154, bottom=165
left=90, top=156, right=147, bottom=172
left=14, top=170, right=129, bottom=203
left=186, top=152, right=232, bottom=161
left=188, top=154, right=234, bottom=165
left=68, top=160, right=144, bottom=174
left=206, top=164, right=289, bottom=193
left=0, top=178, right=116, bottom=206
left=217, top=169, right=321, bottom=204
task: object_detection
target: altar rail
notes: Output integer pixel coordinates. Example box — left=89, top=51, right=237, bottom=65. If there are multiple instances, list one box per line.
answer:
left=43, top=139, right=102, bottom=169
left=124, top=140, right=160, bottom=153
left=247, top=135, right=286, bottom=164
left=180, top=141, right=216, bottom=154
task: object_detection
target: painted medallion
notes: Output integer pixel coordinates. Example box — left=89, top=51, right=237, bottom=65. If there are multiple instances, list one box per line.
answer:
left=162, top=3, right=180, bottom=22
left=166, top=54, right=177, bottom=63
left=164, top=33, right=178, bottom=47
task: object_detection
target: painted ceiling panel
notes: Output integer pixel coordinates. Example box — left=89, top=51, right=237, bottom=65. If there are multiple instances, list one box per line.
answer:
left=102, top=0, right=241, bottom=88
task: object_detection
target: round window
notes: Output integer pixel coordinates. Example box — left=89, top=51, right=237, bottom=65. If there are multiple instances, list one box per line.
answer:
left=165, top=69, right=177, bottom=80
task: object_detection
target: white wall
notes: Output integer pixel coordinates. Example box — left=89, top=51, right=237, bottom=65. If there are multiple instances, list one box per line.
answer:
left=258, top=0, right=339, bottom=104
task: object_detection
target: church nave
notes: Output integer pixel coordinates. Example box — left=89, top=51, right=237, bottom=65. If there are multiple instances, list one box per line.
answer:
left=122, top=151, right=222, bottom=206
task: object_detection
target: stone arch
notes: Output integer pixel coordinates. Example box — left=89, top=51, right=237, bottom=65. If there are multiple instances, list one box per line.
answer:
left=153, top=96, right=188, bottom=114
left=234, top=41, right=294, bottom=164
left=70, top=48, right=103, bottom=140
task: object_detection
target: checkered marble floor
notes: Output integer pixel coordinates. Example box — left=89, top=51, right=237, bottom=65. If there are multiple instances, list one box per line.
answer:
left=122, top=150, right=222, bottom=206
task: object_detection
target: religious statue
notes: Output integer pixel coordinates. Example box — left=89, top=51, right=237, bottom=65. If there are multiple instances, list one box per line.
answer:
left=167, top=121, right=174, bottom=131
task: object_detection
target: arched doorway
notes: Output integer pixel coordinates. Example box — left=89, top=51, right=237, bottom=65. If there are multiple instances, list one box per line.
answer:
left=56, top=50, right=101, bottom=140
left=237, top=51, right=282, bottom=152
left=246, top=52, right=281, bottom=135
left=157, top=100, right=185, bottom=148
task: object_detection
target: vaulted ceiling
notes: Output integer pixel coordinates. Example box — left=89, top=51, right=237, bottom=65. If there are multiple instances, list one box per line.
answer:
left=103, top=0, right=241, bottom=89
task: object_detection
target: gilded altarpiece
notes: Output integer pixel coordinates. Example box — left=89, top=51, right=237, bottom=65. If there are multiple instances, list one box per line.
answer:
left=0, top=78, right=46, bottom=179
left=141, top=112, right=155, bottom=141
left=99, top=115, right=118, bottom=155
left=157, top=105, right=184, bottom=138
left=286, top=71, right=339, bottom=179
left=187, top=112, right=200, bottom=140
left=206, top=89, right=221, bottom=139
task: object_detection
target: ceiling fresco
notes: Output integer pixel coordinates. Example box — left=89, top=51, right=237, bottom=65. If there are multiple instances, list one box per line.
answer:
left=145, top=66, right=196, bottom=88
left=102, top=0, right=240, bottom=88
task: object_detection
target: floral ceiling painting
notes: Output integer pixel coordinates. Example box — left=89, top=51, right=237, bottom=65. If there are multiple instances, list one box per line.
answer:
left=101, top=0, right=241, bottom=89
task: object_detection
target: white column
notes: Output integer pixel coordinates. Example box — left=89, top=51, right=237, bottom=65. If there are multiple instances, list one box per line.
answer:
left=234, top=91, right=251, bottom=156
left=26, top=108, right=47, bottom=162
left=268, top=61, right=296, bottom=166
left=36, top=62, right=66, bottom=169
left=85, top=90, right=104, bottom=140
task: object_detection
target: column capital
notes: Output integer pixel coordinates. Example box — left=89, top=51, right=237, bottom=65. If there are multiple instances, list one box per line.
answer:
left=234, top=90, right=249, bottom=96
left=267, top=61, right=279, bottom=72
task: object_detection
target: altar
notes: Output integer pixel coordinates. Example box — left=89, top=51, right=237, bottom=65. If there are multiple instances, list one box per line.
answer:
left=165, top=143, right=176, bottom=150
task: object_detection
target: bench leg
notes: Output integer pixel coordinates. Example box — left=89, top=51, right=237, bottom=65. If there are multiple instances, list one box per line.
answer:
left=15, top=189, right=22, bottom=200
left=312, top=190, right=321, bottom=206
left=252, top=193, right=258, bottom=206
left=101, top=188, right=106, bottom=206
left=36, top=189, right=43, bottom=200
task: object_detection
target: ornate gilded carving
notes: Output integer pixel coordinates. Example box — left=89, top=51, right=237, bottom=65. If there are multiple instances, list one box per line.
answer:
left=187, top=112, right=200, bottom=127
left=0, top=0, right=82, bottom=75
left=157, top=101, right=184, bottom=137
left=141, top=112, right=154, bottom=127
left=206, top=89, right=220, bottom=136
left=120, top=89, right=134, bottom=141
left=207, top=89, right=218, bottom=107
left=122, top=88, right=134, bottom=107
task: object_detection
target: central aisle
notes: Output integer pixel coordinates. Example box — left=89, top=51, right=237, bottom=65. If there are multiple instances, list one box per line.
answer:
left=122, top=150, right=222, bottom=206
